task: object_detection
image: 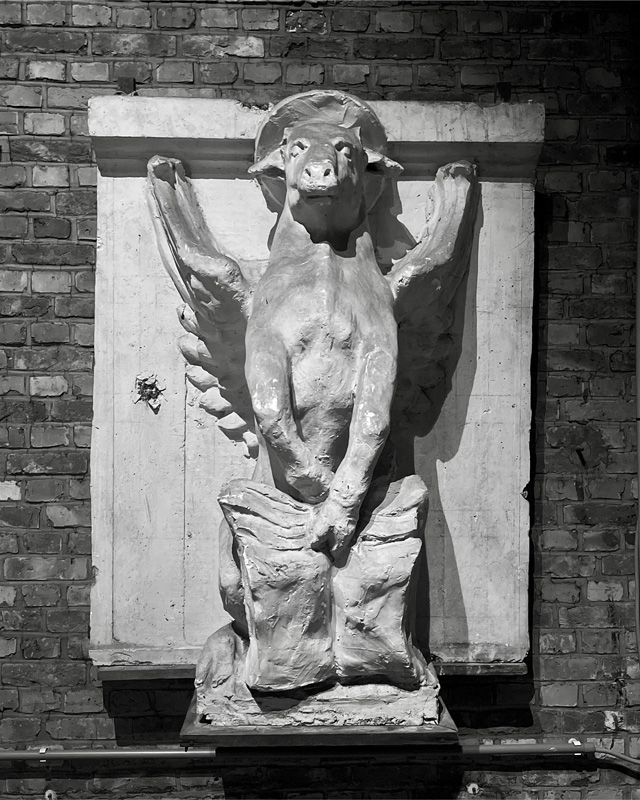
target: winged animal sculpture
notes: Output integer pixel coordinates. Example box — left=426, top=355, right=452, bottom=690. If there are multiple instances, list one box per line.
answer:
left=147, top=91, right=479, bottom=717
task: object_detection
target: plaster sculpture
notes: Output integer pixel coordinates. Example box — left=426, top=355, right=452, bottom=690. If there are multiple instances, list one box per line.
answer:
left=147, top=91, right=478, bottom=730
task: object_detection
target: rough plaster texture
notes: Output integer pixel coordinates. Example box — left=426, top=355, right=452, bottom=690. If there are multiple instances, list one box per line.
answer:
left=90, top=96, right=542, bottom=671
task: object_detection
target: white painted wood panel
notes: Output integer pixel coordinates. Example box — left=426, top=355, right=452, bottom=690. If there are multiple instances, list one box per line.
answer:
left=90, top=99, right=541, bottom=668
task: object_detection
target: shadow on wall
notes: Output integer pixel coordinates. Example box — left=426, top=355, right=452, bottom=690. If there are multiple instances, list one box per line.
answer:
left=102, top=679, right=194, bottom=744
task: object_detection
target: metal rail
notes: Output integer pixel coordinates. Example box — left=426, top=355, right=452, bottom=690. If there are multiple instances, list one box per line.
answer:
left=0, top=741, right=638, bottom=772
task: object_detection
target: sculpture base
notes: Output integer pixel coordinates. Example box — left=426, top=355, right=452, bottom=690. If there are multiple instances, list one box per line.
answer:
left=180, top=684, right=457, bottom=747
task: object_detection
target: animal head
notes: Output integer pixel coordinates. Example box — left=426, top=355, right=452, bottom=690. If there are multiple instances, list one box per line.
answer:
left=249, top=120, right=402, bottom=244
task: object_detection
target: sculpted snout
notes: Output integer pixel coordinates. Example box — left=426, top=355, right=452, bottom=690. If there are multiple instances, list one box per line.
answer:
left=299, top=159, right=339, bottom=193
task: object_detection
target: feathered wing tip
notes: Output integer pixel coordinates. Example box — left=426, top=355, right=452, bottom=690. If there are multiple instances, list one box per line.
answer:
left=146, top=155, right=258, bottom=459
left=388, top=161, right=480, bottom=440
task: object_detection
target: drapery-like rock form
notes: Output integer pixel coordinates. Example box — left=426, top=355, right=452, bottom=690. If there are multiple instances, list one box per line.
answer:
left=148, top=90, right=478, bottom=729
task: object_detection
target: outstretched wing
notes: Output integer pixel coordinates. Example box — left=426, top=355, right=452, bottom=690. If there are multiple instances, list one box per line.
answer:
left=386, top=161, right=479, bottom=439
left=147, top=156, right=258, bottom=457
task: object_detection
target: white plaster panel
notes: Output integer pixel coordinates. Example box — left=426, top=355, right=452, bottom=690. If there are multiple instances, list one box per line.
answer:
left=90, top=99, right=540, bottom=668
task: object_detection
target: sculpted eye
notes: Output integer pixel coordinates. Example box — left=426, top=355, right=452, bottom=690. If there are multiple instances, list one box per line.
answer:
left=290, top=141, right=307, bottom=158
left=335, top=141, right=351, bottom=157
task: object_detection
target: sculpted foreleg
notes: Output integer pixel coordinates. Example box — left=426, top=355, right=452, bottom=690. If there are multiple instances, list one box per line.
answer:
left=246, top=337, right=334, bottom=503
left=311, top=347, right=396, bottom=558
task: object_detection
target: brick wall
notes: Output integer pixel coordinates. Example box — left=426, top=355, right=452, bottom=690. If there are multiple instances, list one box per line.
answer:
left=0, top=1, right=638, bottom=797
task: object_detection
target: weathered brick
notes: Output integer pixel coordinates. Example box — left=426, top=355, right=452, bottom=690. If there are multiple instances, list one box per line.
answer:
left=47, top=608, right=88, bottom=632
left=586, top=68, right=622, bottom=90
left=71, top=3, right=111, bottom=26
left=545, top=119, right=580, bottom=141
left=70, top=62, right=110, bottom=83
left=0, top=636, right=17, bottom=657
left=0, top=717, right=42, bottom=743
left=308, top=37, right=349, bottom=59
left=440, top=38, right=490, bottom=60
left=354, top=37, right=434, bottom=60
left=29, top=376, right=68, bottom=397
left=2, top=662, right=86, bottom=687
left=539, top=683, right=579, bottom=707
left=587, top=580, right=625, bottom=602
left=0, top=85, right=42, bottom=107
left=19, top=688, right=59, bottom=714
left=0, top=481, right=21, bottom=502
left=116, top=7, right=151, bottom=28
left=333, top=65, right=370, bottom=86
left=586, top=119, right=629, bottom=142
left=332, top=8, right=369, bottom=32
left=539, top=528, right=578, bottom=550
left=285, top=10, right=326, bottom=34
left=285, top=64, right=324, bottom=86
left=376, top=11, right=414, bottom=33
left=417, top=65, right=455, bottom=88
left=26, top=3, right=65, bottom=26
left=157, top=6, right=195, bottom=28
left=157, top=62, right=194, bottom=83
left=0, top=689, right=19, bottom=710
left=461, top=9, right=503, bottom=33
left=201, top=8, right=238, bottom=28
left=544, top=171, right=582, bottom=193
left=376, top=65, right=413, bottom=87
left=546, top=348, right=605, bottom=372
left=32, top=322, right=71, bottom=344
left=588, top=170, right=627, bottom=192
left=11, top=138, right=92, bottom=164
left=0, top=504, right=39, bottom=528
left=0, top=110, right=19, bottom=135
left=34, top=218, right=72, bottom=240
left=22, top=584, right=61, bottom=607
left=18, top=247, right=95, bottom=268
left=420, top=10, right=455, bottom=34
left=0, top=191, right=51, bottom=213
left=0, top=217, right=28, bottom=239
left=541, top=554, right=596, bottom=578
left=63, top=688, right=103, bottom=714
left=564, top=503, right=636, bottom=526
left=582, top=630, right=619, bottom=654
left=67, top=584, right=90, bottom=605
left=539, top=631, right=577, bottom=654
left=3, top=555, right=88, bottom=581
left=0, top=378, right=21, bottom=400
left=24, top=112, right=66, bottom=136
left=602, top=553, right=634, bottom=575
left=243, top=8, right=279, bottom=31
left=0, top=57, right=20, bottom=79
left=33, top=164, right=70, bottom=187
left=0, top=608, right=42, bottom=631
left=182, top=34, right=264, bottom=58
left=0, top=529, right=19, bottom=553
left=5, top=30, right=86, bottom=54
left=45, top=504, right=90, bottom=527
left=0, top=585, right=18, bottom=606
left=583, top=683, right=618, bottom=707
left=6, top=451, right=88, bottom=475
left=26, top=60, right=66, bottom=82
left=77, top=218, right=96, bottom=240
left=22, top=636, right=61, bottom=659
left=46, top=715, right=115, bottom=740
left=0, top=166, right=26, bottom=188
left=47, top=86, right=115, bottom=110
left=0, top=3, right=21, bottom=25
left=93, top=33, right=176, bottom=57
left=528, top=38, right=604, bottom=61
left=242, top=62, right=282, bottom=83
left=31, top=424, right=71, bottom=448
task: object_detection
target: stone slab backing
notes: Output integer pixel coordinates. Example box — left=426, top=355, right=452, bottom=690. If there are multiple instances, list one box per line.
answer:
left=89, top=97, right=542, bottom=669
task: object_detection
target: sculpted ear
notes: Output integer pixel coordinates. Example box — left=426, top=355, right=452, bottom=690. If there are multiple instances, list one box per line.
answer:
left=365, top=149, right=404, bottom=178
left=248, top=147, right=285, bottom=178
